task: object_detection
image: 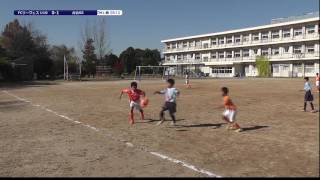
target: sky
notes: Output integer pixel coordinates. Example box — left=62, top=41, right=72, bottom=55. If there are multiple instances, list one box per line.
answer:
left=0, top=0, right=318, bottom=56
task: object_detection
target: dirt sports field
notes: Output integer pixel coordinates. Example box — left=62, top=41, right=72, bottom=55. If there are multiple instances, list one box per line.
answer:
left=0, top=78, right=319, bottom=177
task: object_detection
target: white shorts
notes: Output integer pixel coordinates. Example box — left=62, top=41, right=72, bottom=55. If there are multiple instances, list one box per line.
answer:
left=316, top=81, right=319, bottom=87
left=130, top=101, right=141, bottom=111
left=223, top=109, right=237, bottom=122
left=185, top=80, right=189, bottom=84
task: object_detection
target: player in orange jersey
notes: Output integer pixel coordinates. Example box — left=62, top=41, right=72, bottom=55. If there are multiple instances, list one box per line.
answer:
left=120, top=81, right=146, bottom=125
left=221, top=87, right=242, bottom=132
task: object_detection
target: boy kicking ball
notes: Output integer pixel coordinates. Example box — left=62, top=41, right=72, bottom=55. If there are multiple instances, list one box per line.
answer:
left=220, top=87, right=242, bottom=132
left=154, top=79, right=180, bottom=126
left=120, top=81, right=146, bottom=125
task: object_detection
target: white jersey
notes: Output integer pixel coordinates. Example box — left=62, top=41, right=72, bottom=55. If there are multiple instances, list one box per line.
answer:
left=160, top=88, right=179, bottom=103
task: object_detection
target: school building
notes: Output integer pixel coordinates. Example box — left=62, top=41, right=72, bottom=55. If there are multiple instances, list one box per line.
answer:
left=161, top=12, right=320, bottom=77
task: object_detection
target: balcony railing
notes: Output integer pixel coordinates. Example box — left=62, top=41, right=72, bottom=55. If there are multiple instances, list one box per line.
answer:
left=164, top=33, right=319, bottom=53
left=163, top=52, right=319, bottom=64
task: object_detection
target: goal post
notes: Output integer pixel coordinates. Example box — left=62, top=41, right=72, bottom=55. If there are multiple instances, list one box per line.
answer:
left=134, top=66, right=168, bottom=81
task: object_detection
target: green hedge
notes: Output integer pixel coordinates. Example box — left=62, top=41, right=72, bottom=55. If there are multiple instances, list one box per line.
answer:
left=256, top=56, right=271, bottom=77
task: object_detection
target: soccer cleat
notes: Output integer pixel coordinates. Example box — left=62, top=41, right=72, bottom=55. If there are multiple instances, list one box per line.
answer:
left=170, top=122, right=176, bottom=126
left=234, top=128, right=243, bottom=132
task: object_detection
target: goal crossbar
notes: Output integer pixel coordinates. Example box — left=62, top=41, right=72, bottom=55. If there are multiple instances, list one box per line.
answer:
left=134, top=66, right=168, bottom=81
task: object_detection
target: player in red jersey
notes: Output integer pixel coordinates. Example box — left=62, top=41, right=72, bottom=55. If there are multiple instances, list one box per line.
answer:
left=120, top=81, right=146, bottom=125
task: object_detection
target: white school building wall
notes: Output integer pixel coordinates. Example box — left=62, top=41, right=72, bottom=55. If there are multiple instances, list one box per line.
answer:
left=161, top=12, right=320, bottom=78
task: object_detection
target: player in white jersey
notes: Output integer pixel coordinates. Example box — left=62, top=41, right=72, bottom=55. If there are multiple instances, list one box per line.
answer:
left=154, top=79, right=180, bottom=126
left=185, top=72, right=191, bottom=88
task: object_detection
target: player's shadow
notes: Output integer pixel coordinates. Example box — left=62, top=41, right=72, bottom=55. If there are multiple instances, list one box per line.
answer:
left=170, top=123, right=226, bottom=129
left=136, top=118, right=185, bottom=123
left=242, top=125, right=269, bottom=132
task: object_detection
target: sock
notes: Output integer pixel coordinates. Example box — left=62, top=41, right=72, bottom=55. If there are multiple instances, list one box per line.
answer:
left=129, top=111, right=134, bottom=124
left=223, top=116, right=230, bottom=123
left=140, top=111, right=144, bottom=120
left=310, top=103, right=314, bottom=110
left=304, top=102, right=307, bottom=111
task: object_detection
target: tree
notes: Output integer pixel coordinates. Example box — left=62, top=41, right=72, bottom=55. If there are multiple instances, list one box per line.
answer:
left=256, top=56, right=271, bottom=77
left=80, top=19, right=111, bottom=63
left=30, top=25, right=53, bottom=79
left=0, top=45, right=12, bottom=80
left=119, top=47, right=136, bottom=74
left=119, top=47, right=162, bottom=74
left=1, top=19, right=36, bottom=80
left=141, top=49, right=161, bottom=66
left=2, top=19, right=35, bottom=58
left=82, top=38, right=97, bottom=76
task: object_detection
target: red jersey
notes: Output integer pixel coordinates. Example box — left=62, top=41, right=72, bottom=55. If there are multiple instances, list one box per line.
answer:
left=122, top=88, right=145, bottom=102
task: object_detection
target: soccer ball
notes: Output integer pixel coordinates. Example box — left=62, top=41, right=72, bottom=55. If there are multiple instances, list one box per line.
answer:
left=140, top=98, right=149, bottom=108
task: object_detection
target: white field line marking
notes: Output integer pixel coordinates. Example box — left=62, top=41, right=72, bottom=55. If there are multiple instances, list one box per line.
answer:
left=150, top=152, right=220, bottom=177
left=2, top=90, right=220, bottom=177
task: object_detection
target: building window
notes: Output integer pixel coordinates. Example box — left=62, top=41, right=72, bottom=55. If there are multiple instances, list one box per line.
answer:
left=252, top=34, right=259, bottom=41
left=306, top=25, right=315, bottom=34
left=261, top=33, right=269, bottom=40
left=273, top=64, right=279, bottom=73
left=243, top=35, right=249, bottom=42
left=294, top=28, right=302, bottom=36
left=172, top=44, right=177, bottom=49
left=305, top=64, right=314, bottom=73
left=211, top=39, right=217, bottom=45
left=183, top=42, right=188, bottom=48
left=203, top=57, right=208, bottom=62
left=195, top=53, right=200, bottom=60
left=203, top=43, right=209, bottom=48
left=293, top=45, right=302, bottom=54
left=272, top=48, right=279, bottom=55
left=261, top=49, right=269, bottom=56
left=235, top=36, right=241, bottom=43
left=219, top=38, right=225, bottom=45
left=165, top=56, right=170, bottom=61
left=178, top=43, right=183, bottom=49
left=306, top=45, right=315, bottom=53
left=190, top=42, right=195, bottom=47
left=166, top=45, right=170, bottom=49
left=212, top=67, right=232, bottom=74
left=272, top=31, right=279, bottom=39
left=283, top=46, right=290, bottom=53
left=234, top=51, right=241, bottom=57
left=282, top=65, right=289, bottom=71
left=226, top=37, right=233, bottom=44
left=177, top=55, right=182, bottom=60
left=219, top=52, right=225, bottom=58
left=183, top=54, right=187, bottom=60
left=252, top=49, right=258, bottom=55
left=211, top=52, right=217, bottom=59
left=283, top=29, right=291, bottom=38
left=195, top=41, right=201, bottom=47
left=243, top=50, right=249, bottom=57
left=226, top=52, right=232, bottom=58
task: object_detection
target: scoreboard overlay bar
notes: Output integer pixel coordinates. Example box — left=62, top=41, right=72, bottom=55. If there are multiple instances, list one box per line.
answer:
left=14, top=10, right=123, bottom=16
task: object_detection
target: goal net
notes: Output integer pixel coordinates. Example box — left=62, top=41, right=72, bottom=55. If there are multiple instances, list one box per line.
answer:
left=134, top=66, right=171, bottom=81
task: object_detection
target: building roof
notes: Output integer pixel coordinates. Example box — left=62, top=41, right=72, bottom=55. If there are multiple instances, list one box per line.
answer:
left=161, top=16, right=319, bottom=43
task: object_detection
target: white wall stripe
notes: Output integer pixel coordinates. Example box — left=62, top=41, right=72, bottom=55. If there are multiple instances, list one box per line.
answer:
left=2, top=90, right=220, bottom=177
